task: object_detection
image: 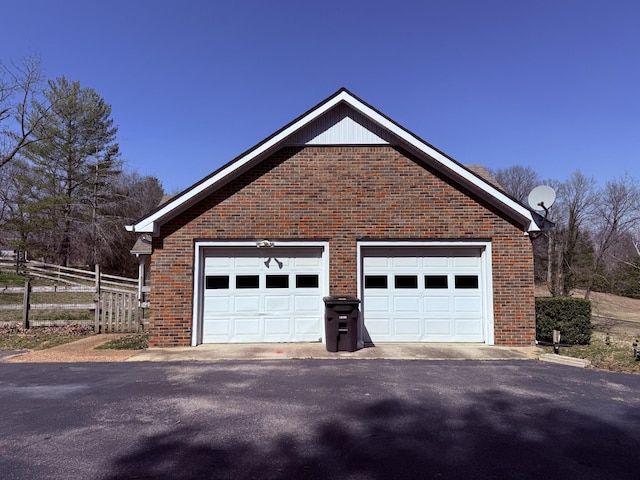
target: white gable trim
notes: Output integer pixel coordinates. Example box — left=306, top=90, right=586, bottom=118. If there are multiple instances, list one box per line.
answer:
left=127, top=90, right=539, bottom=234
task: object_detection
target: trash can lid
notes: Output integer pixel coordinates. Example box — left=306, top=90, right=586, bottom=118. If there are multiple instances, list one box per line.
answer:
left=323, top=296, right=361, bottom=304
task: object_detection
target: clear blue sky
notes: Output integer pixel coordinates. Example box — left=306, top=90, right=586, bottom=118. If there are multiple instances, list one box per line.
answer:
left=3, top=0, right=639, bottom=193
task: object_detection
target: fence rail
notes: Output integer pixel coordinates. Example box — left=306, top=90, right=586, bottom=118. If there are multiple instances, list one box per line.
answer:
left=0, top=260, right=142, bottom=333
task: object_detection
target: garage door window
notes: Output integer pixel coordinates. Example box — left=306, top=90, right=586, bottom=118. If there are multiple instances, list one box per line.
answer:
left=365, top=275, right=388, bottom=289
left=395, top=275, right=418, bottom=289
left=206, top=276, right=229, bottom=289
left=296, top=275, right=319, bottom=288
left=266, top=275, right=289, bottom=289
left=237, top=275, right=259, bottom=289
left=455, top=275, right=479, bottom=289
left=425, top=275, right=448, bottom=289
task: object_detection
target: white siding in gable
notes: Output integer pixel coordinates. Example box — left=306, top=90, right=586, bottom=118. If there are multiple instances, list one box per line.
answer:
left=285, top=103, right=392, bottom=145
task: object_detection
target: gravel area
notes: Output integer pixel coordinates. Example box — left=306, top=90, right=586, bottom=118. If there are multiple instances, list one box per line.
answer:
left=0, top=334, right=141, bottom=363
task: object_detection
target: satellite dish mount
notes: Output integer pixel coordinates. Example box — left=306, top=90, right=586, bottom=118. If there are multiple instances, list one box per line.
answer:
left=527, top=185, right=556, bottom=222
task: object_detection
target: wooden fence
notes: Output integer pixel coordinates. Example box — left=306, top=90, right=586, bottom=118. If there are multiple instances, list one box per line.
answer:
left=0, top=260, right=142, bottom=333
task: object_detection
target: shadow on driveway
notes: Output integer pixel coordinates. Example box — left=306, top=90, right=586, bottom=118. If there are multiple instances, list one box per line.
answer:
left=102, top=385, right=639, bottom=479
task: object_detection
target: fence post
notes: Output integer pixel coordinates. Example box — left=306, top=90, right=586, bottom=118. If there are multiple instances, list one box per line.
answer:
left=22, top=280, right=31, bottom=329
left=94, top=264, right=101, bottom=333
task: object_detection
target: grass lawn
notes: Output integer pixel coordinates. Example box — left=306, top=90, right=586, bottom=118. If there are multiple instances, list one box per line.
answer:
left=539, top=331, right=640, bottom=374
left=0, top=272, right=29, bottom=287
left=0, top=325, right=148, bottom=351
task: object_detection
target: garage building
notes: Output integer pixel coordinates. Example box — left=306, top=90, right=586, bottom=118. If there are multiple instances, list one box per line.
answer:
left=127, top=89, right=541, bottom=348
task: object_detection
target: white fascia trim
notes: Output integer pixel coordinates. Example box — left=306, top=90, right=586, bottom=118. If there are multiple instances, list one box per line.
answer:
left=190, top=240, right=330, bottom=346
left=356, top=240, right=495, bottom=346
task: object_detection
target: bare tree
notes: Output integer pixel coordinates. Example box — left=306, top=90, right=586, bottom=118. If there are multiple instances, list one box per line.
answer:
left=490, top=165, right=541, bottom=203
left=117, top=172, right=165, bottom=220
left=584, top=175, right=640, bottom=299
left=0, top=55, right=50, bottom=168
left=71, top=171, right=164, bottom=275
left=489, top=165, right=640, bottom=300
left=548, top=171, right=596, bottom=296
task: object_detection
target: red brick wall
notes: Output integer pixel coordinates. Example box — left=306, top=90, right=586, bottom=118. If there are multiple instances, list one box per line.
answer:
left=149, top=146, right=535, bottom=347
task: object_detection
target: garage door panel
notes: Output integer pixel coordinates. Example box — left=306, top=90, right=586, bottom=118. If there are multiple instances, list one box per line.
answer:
left=455, top=319, right=483, bottom=335
left=205, top=257, right=231, bottom=270
left=393, top=296, right=420, bottom=312
left=264, top=296, right=290, bottom=311
left=295, top=317, right=322, bottom=335
left=294, top=256, right=322, bottom=267
left=366, top=319, right=391, bottom=335
left=425, top=319, right=453, bottom=336
left=235, top=257, right=263, bottom=268
left=424, top=296, right=450, bottom=313
left=392, top=256, right=419, bottom=268
left=204, top=297, right=230, bottom=313
left=264, top=318, right=290, bottom=335
left=453, top=257, right=480, bottom=268
left=454, top=296, right=482, bottom=312
left=363, top=256, right=390, bottom=268
left=366, top=296, right=391, bottom=311
left=424, top=257, right=448, bottom=268
left=203, top=319, right=230, bottom=336
left=295, top=296, right=320, bottom=312
left=235, top=296, right=260, bottom=312
left=394, top=319, right=421, bottom=335
left=233, top=318, right=261, bottom=335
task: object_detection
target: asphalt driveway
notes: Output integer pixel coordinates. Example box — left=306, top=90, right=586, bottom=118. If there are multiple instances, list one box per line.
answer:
left=1, top=360, right=639, bottom=479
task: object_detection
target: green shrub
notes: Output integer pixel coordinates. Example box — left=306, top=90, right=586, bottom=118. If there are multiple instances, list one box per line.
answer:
left=535, top=297, right=592, bottom=345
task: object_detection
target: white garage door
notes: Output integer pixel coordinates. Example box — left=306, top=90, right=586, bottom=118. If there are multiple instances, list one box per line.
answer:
left=362, top=247, right=486, bottom=342
left=202, top=247, right=325, bottom=343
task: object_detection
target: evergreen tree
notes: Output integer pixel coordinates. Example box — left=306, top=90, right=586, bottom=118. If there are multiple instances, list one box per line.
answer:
left=22, top=77, right=121, bottom=266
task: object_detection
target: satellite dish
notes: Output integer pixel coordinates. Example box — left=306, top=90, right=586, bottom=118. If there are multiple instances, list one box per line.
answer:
left=527, top=185, right=556, bottom=212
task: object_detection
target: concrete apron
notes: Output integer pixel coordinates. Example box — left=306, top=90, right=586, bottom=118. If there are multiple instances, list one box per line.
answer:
left=127, top=343, right=541, bottom=362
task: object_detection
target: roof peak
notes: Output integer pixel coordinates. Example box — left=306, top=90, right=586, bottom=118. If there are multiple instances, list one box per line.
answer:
left=127, top=89, right=538, bottom=234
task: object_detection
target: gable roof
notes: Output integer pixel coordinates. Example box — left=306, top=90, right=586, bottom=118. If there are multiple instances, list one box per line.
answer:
left=127, top=88, right=541, bottom=234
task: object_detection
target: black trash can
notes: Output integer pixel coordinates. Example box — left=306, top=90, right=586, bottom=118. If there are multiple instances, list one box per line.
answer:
left=323, top=296, right=360, bottom=352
